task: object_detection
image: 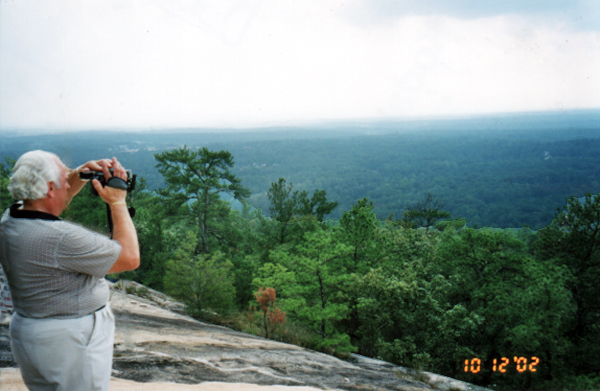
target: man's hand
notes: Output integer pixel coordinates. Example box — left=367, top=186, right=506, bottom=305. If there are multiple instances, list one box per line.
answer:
left=78, top=159, right=113, bottom=175
left=91, top=157, right=128, bottom=206
left=67, top=159, right=113, bottom=202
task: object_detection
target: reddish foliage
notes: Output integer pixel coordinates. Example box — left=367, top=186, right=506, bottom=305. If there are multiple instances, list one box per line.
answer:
left=255, top=287, right=276, bottom=312
left=254, top=287, right=286, bottom=338
left=268, top=307, right=286, bottom=325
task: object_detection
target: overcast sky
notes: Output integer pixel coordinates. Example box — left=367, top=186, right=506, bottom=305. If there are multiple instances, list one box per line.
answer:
left=1, top=0, right=599, bottom=131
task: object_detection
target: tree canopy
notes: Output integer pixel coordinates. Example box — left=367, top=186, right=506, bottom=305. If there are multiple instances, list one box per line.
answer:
left=155, top=146, right=251, bottom=253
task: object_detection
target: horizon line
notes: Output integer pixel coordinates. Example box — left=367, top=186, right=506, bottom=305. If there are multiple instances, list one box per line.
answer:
left=2, top=108, right=599, bottom=136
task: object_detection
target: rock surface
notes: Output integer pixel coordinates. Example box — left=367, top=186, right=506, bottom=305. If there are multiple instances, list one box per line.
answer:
left=1, top=282, right=491, bottom=391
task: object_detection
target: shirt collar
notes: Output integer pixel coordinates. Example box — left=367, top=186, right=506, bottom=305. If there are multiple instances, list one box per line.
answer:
left=9, top=202, right=61, bottom=221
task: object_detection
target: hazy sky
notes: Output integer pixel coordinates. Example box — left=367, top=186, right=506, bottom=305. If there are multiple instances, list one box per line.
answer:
left=1, top=0, right=599, bottom=131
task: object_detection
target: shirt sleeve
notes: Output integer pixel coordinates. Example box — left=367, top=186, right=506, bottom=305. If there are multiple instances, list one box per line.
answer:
left=55, top=222, right=122, bottom=278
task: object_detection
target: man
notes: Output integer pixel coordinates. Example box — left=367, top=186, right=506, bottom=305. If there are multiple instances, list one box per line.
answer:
left=0, top=150, right=140, bottom=391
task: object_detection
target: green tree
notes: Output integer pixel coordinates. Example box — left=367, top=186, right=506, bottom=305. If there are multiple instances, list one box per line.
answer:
left=401, top=192, right=451, bottom=228
left=63, top=185, right=108, bottom=234
left=267, top=178, right=337, bottom=244
left=163, top=231, right=236, bottom=318
left=352, top=265, right=454, bottom=371
left=438, top=227, right=571, bottom=386
left=350, top=227, right=457, bottom=370
left=535, top=193, right=600, bottom=375
left=253, top=227, right=355, bottom=354
left=155, top=147, right=251, bottom=254
left=126, top=180, right=173, bottom=290
left=336, top=197, right=383, bottom=274
left=0, top=157, right=16, bottom=211
left=223, top=203, right=262, bottom=308
left=297, top=189, right=339, bottom=222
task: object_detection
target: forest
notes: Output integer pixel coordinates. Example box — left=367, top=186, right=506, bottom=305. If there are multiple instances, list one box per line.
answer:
left=2, top=122, right=600, bottom=230
left=2, top=120, right=600, bottom=390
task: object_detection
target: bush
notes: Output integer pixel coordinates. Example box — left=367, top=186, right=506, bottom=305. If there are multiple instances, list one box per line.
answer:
left=163, top=232, right=237, bottom=318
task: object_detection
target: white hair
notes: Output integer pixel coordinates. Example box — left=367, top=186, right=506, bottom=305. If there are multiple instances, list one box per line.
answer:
left=8, top=150, right=63, bottom=201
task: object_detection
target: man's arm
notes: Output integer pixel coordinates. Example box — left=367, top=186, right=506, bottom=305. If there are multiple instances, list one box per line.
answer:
left=92, top=157, right=140, bottom=274
left=106, top=203, right=140, bottom=274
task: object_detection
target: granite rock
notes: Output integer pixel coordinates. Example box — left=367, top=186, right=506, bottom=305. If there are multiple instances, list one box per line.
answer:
left=0, top=282, right=492, bottom=391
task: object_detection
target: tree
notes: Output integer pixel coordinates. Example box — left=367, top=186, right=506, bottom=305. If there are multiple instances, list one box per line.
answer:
left=267, top=178, right=298, bottom=244
left=254, top=287, right=286, bottom=339
left=298, top=189, right=338, bottom=222
left=352, top=265, right=453, bottom=371
left=126, top=180, right=172, bottom=290
left=336, top=197, right=384, bottom=273
left=155, top=147, right=250, bottom=253
left=0, top=157, right=16, bottom=211
left=349, top=227, right=455, bottom=370
left=267, top=178, right=337, bottom=244
left=213, top=204, right=262, bottom=308
left=535, top=193, right=600, bottom=375
left=163, top=231, right=236, bottom=318
left=62, top=179, right=111, bottom=234
left=402, top=192, right=451, bottom=228
left=438, top=227, right=572, bottom=386
left=253, top=228, right=355, bottom=354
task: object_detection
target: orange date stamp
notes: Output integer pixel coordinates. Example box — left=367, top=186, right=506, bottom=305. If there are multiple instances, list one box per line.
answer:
left=464, top=357, right=540, bottom=373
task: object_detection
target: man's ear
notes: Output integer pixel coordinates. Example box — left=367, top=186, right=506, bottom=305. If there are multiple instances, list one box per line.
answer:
left=47, top=182, right=55, bottom=198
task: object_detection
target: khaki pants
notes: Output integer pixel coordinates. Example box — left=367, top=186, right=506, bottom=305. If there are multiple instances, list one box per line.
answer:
left=9, top=305, right=115, bottom=391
